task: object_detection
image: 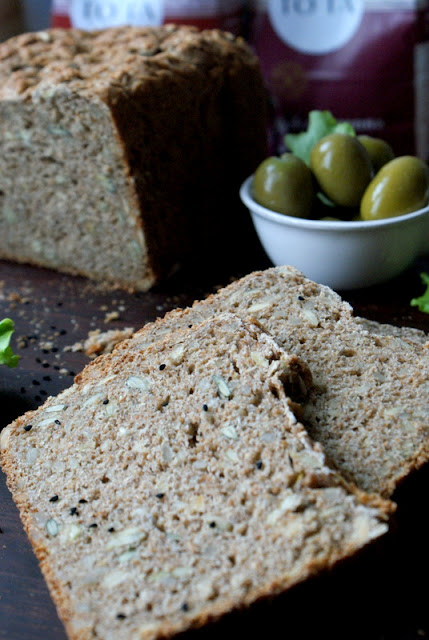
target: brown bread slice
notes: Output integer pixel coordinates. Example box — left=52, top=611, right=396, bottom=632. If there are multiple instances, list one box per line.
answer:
left=355, top=317, right=429, bottom=346
left=118, top=265, right=429, bottom=498
left=0, top=26, right=266, bottom=290
left=1, top=313, right=391, bottom=640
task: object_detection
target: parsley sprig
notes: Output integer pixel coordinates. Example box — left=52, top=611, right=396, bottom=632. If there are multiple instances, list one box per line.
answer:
left=0, top=318, right=19, bottom=368
left=411, top=273, right=429, bottom=314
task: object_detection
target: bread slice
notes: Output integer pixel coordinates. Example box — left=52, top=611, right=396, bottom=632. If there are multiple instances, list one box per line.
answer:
left=1, top=313, right=391, bottom=640
left=119, top=265, right=429, bottom=498
left=355, top=317, right=429, bottom=346
left=0, top=26, right=266, bottom=290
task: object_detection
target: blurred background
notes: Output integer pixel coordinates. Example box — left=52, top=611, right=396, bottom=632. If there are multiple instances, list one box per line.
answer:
left=0, top=0, right=427, bottom=160
left=0, top=0, right=51, bottom=39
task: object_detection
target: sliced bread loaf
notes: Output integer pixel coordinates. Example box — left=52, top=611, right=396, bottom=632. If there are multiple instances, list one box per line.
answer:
left=0, top=26, right=266, bottom=290
left=117, top=265, right=429, bottom=497
left=0, top=313, right=391, bottom=640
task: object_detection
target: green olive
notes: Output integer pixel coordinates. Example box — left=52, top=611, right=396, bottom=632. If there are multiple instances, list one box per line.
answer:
left=360, top=155, right=429, bottom=220
left=358, top=135, right=395, bottom=173
left=253, top=153, right=314, bottom=217
left=310, top=133, right=373, bottom=207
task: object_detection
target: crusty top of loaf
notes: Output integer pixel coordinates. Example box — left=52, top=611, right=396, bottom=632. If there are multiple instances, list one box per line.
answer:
left=1, top=312, right=391, bottom=640
left=0, top=25, right=256, bottom=100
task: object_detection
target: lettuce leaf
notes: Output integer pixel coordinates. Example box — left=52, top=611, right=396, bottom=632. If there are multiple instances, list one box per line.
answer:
left=410, top=272, right=429, bottom=314
left=285, top=110, right=355, bottom=166
left=0, top=318, right=19, bottom=368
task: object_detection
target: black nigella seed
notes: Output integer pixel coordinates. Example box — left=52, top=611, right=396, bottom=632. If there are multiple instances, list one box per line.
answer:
left=43, top=375, right=51, bottom=381
left=20, top=387, right=26, bottom=394
left=49, top=495, right=59, bottom=502
left=54, top=419, right=61, bottom=425
left=23, top=424, right=32, bottom=432
left=57, top=302, right=63, bottom=307
left=0, top=527, right=3, bottom=534
left=51, top=347, right=58, bottom=353
left=79, top=499, right=88, bottom=504
left=202, top=404, right=208, bottom=412
left=159, top=363, right=166, bottom=371
left=60, top=329, right=67, bottom=336
left=209, top=521, right=216, bottom=528
left=181, top=603, right=189, bottom=612
left=42, top=362, right=50, bottom=369
left=34, top=395, right=41, bottom=402
left=108, top=527, right=115, bottom=533
left=70, top=507, right=79, bottom=516
left=102, top=398, right=109, bottom=405
left=116, top=613, right=126, bottom=620
left=256, top=460, right=263, bottom=470
left=156, top=493, right=165, bottom=499
left=40, top=390, right=48, bottom=396
left=298, top=295, right=305, bottom=301
left=32, top=379, right=40, bottom=386
left=89, top=523, right=98, bottom=528
left=35, top=357, right=42, bottom=363
left=188, top=325, right=193, bottom=328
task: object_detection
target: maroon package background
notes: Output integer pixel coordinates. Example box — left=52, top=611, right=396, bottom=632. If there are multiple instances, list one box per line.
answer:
left=247, top=0, right=429, bottom=160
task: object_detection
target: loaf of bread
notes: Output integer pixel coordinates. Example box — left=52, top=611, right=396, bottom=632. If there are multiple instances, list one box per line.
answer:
left=122, top=265, right=429, bottom=498
left=0, top=26, right=267, bottom=290
left=1, top=313, right=392, bottom=640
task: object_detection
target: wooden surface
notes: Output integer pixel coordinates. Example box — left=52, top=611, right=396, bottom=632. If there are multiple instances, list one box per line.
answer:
left=1, top=251, right=429, bottom=640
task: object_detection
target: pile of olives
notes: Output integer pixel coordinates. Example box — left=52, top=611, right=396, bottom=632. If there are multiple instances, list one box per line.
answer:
left=253, top=133, right=429, bottom=221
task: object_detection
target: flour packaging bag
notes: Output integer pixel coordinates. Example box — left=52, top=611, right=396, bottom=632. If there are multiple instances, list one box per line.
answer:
left=51, top=0, right=245, bottom=33
left=248, top=0, right=429, bottom=160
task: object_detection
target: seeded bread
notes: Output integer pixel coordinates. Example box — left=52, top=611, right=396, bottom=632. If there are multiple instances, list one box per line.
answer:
left=355, top=317, right=429, bottom=346
left=0, top=313, right=392, bottom=640
left=117, top=265, right=429, bottom=498
left=0, top=26, right=266, bottom=290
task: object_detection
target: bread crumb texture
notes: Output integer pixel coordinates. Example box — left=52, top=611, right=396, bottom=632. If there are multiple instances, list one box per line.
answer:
left=129, top=265, right=429, bottom=497
left=0, top=26, right=266, bottom=290
left=1, top=313, right=391, bottom=640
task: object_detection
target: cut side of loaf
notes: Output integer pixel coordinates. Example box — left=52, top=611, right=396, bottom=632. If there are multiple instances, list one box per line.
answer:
left=0, top=26, right=266, bottom=290
left=0, top=313, right=392, bottom=640
left=119, top=265, right=429, bottom=498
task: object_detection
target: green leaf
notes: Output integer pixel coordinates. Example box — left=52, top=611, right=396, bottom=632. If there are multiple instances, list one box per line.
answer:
left=0, top=318, right=19, bottom=368
left=285, top=110, right=356, bottom=166
left=410, top=272, right=429, bottom=314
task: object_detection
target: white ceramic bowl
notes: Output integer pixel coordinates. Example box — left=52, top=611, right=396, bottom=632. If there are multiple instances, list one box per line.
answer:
left=240, top=176, right=429, bottom=290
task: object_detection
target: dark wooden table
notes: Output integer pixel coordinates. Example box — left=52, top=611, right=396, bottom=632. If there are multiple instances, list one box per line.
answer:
left=1, top=251, right=428, bottom=640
